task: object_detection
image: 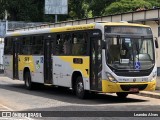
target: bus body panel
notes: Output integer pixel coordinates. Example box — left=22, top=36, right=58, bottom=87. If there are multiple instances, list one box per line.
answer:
left=31, top=56, right=44, bottom=83
left=52, top=56, right=72, bottom=87
left=53, top=56, right=90, bottom=90
left=18, top=55, right=44, bottom=83
left=4, top=22, right=157, bottom=96
left=4, top=55, right=13, bottom=79
left=102, top=80, right=156, bottom=93
left=18, top=55, right=35, bottom=72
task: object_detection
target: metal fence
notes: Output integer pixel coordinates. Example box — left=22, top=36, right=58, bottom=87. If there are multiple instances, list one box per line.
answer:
left=8, top=21, right=44, bottom=31
left=11, top=8, right=160, bottom=32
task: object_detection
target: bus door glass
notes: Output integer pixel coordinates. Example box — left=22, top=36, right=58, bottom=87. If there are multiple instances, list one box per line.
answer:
left=90, top=30, right=102, bottom=91
left=44, top=35, right=54, bottom=84
left=13, top=38, right=20, bottom=79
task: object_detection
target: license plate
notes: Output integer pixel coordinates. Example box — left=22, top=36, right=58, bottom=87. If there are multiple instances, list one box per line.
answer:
left=129, top=88, right=139, bottom=92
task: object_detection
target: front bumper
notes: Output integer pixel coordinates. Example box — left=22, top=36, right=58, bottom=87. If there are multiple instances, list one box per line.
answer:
left=102, top=79, right=156, bottom=93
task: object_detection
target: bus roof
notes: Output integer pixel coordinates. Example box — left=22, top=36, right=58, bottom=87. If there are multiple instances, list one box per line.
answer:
left=102, top=22, right=150, bottom=27
left=5, top=22, right=150, bottom=37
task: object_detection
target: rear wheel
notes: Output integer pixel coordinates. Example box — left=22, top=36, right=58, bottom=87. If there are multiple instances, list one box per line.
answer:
left=75, top=76, right=87, bottom=99
left=116, top=92, right=128, bottom=98
left=24, top=71, right=34, bottom=90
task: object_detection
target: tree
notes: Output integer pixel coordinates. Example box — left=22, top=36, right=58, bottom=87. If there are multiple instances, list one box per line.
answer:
left=0, top=0, right=6, bottom=19
left=2, top=0, right=159, bottom=22
left=5, top=0, right=44, bottom=22
left=86, top=0, right=117, bottom=17
left=68, top=0, right=118, bottom=19
left=68, top=0, right=86, bottom=19
left=103, top=0, right=152, bottom=15
left=3, top=0, right=93, bottom=22
left=145, top=0, right=160, bottom=8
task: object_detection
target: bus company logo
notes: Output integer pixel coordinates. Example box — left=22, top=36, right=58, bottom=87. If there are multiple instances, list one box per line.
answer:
left=133, top=78, right=136, bottom=82
left=2, top=112, right=12, bottom=117
left=36, top=60, right=40, bottom=69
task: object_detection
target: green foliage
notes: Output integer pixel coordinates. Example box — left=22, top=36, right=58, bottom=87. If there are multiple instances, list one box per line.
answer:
left=0, top=0, right=159, bottom=22
left=0, top=0, right=6, bottom=19
left=103, top=0, right=152, bottom=15
left=68, top=0, right=89, bottom=19
left=145, top=0, right=160, bottom=8
left=5, top=0, right=44, bottom=22
left=86, top=0, right=117, bottom=17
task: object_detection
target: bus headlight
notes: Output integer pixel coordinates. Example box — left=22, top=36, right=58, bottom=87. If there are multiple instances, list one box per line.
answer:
left=106, top=72, right=118, bottom=83
left=151, top=71, right=157, bottom=81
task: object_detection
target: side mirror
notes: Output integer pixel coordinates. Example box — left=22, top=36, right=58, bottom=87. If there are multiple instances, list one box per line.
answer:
left=154, top=37, right=159, bottom=48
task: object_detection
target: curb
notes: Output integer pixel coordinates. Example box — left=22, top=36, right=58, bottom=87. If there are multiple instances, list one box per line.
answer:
left=138, top=91, right=160, bottom=99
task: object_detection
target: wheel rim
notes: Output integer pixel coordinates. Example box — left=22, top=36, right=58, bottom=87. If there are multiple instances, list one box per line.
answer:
left=77, top=82, right=83, bottom=94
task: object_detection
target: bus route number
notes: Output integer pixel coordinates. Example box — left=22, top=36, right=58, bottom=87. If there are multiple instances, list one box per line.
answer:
left=24, top=57, right=30, bottom=62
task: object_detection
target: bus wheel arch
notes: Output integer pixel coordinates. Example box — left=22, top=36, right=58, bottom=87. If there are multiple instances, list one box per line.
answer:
left=23, top=67, right=34, bottom=90
left=72, top=71, right=82, bottom=90
left=71, top=71, right=87, bottom=99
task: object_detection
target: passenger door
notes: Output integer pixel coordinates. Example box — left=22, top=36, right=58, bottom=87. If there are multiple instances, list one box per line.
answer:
left=13, top=38, right=20, bottom=79
left=90, top=30, right=102, bottom=91
left=44, top=35, right=54, bottom=84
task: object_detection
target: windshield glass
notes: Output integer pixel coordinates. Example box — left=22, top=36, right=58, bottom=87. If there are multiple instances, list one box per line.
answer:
left=105, top=37, right=155, bottom=70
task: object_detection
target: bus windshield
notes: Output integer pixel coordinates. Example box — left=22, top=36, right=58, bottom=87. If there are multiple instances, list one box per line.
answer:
left=105, top=36, right=155, bottom=70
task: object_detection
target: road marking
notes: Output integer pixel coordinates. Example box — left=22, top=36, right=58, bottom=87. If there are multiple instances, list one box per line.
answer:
left=0, top=104, right=13, bottom=111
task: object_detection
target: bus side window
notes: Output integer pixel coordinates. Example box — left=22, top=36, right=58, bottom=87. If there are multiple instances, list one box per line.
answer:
left=22, top=37, right=31, bottom=55
left=56, top=34, right=64, bottom=55
left=32, top=36, right=43, bottom=55
left=63, top=34, right=72, bottom=55
left=72, top=32, right=87, bottom=55
left=4, top=37, right=13, bottom=55
left=72, top=34, right=78, bottom=55
left=36, top=36, right=43, bottom=55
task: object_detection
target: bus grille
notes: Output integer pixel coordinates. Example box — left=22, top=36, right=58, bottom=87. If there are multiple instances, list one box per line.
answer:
left=120, top=84, right=148, bottom=91
left=114, top=71, right=151, bottom=77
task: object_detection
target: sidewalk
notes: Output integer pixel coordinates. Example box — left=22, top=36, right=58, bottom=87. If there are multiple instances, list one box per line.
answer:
left=138, top=77, right=160, bottom=99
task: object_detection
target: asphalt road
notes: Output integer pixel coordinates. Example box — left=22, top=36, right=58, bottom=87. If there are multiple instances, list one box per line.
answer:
left=0, top=76, right=160, bottom=120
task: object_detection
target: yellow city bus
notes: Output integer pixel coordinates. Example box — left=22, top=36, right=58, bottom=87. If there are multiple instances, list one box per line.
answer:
left=4, top=22, right=158, bottom=99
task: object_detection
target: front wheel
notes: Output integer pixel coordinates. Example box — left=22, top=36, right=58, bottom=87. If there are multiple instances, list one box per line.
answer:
left=75, top=76, right=87, bottom=99
left=24, top=71, right=34, bottom=90
left=116, top=92, right=128, bottom=99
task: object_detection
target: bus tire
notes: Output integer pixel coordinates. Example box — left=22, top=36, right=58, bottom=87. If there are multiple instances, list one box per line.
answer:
left=24, top=71, right=34, bottom=90
left=75, top=76, right=87, bottom=99
left=116, top=92, right=128, bottom=98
